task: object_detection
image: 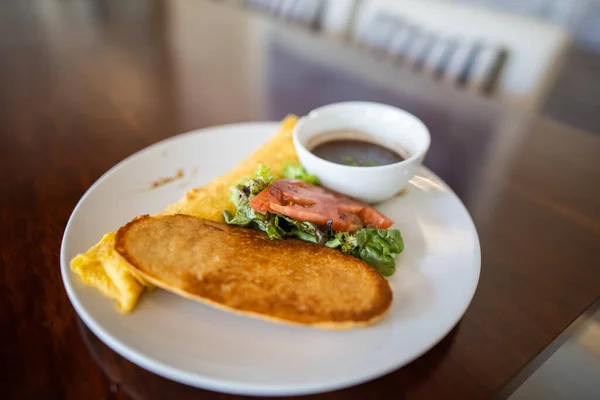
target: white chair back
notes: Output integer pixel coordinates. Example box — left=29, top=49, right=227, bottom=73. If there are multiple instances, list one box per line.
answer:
left=244, top=0, right=323, bottom=25
left=325, top=0, right=572, bottom=110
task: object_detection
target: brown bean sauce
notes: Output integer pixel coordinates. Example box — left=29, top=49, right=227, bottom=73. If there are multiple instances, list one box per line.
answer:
left=310, top=132, right=405, bottom=167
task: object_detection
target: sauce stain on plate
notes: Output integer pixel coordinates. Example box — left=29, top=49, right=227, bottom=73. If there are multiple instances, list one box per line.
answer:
left=178, top=167, right=199, bottom=188
left=150, top=169, right=184, bottom=189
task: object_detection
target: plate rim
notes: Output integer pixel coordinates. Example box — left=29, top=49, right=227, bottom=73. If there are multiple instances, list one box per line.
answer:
left=60, top=121, right=481, bottom=396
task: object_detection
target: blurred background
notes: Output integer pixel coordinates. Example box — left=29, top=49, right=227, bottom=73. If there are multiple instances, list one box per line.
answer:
left=20, top=0, right=600, bottom=133
left=2, top=1, right=598, bottom=399
left=238, top=0, right=600, bottom=133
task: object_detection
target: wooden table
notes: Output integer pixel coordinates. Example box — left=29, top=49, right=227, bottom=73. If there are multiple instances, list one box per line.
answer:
left=2, top=1, right=599, bottom=399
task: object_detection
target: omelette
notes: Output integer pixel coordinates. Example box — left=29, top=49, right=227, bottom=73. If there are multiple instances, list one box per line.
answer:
left=71, top=116, right=300, bottom=312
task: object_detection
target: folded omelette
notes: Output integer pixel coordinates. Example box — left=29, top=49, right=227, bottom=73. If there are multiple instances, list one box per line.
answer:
left=71, top=116, right=299, bottom=312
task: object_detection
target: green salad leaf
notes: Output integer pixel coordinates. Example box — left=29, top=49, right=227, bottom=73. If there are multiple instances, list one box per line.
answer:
left=282, top=163, right=320, bottom=185
left=325, top=231, right=358, bottom=253
left=356, top=228, right=404, bottom=276
left=224, top=203, right=325, bottom=242
left=230, top=164, right=276, bottom=207
left=276, top=214, right=325, bottom=243
left=326, top=228, right=404, bottom=276
left=224, top=164, right=404, bottom=276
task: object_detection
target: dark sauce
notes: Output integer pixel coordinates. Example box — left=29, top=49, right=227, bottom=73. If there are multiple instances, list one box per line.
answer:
left=311, top=134, right=405, bottom=167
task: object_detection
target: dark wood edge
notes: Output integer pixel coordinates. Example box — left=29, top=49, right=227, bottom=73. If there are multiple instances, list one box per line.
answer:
left=495, top=295, right=600, bottom=399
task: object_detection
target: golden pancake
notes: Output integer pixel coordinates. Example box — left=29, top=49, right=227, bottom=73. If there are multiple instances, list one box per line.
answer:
left=115, top=214, right=392, bottom=329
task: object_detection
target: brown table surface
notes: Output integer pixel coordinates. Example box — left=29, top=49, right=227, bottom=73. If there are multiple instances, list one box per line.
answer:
left=2, top=0, right=599, bottom=399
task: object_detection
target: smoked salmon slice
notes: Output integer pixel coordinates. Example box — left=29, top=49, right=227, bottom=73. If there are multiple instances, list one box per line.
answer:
left=249, top=179, right=393, bottom=232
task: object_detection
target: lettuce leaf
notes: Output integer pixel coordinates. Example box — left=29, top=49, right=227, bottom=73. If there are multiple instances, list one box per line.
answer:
left=325, top=231, right=358, bottom=254
left=326, top=228, right=404, bottom=276
left=230, top=164, right=276, bottom=207
left=282, top=163, right=320, bottom=185
left=224, top=203, right=324, bottom=242
left=276, top=215, right=325, bottom=243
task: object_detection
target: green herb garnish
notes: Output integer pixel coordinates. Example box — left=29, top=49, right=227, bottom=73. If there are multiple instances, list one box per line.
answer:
left=282, top=163, right=320, bottom=185
left=340, top=156, right=360, bottom=166
left=340, top=156, right=379, bottom=167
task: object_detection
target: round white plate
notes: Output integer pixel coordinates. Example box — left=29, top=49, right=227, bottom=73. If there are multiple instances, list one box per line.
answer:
left=61, top=122, right=480, bottom=396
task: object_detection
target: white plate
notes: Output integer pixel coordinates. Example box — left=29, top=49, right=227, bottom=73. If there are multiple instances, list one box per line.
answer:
left=61, top=122, right=480, bottom=396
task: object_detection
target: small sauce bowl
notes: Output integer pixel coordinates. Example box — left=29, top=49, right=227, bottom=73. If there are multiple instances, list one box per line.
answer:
left=292, top=102, right=431, bottom=203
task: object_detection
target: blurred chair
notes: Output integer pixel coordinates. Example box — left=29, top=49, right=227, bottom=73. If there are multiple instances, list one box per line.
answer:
left=320, top=0, right=359, bottom=37
left=327, top=0, right=572, bottom=111
left=243, top=0, right=323, bottom=26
